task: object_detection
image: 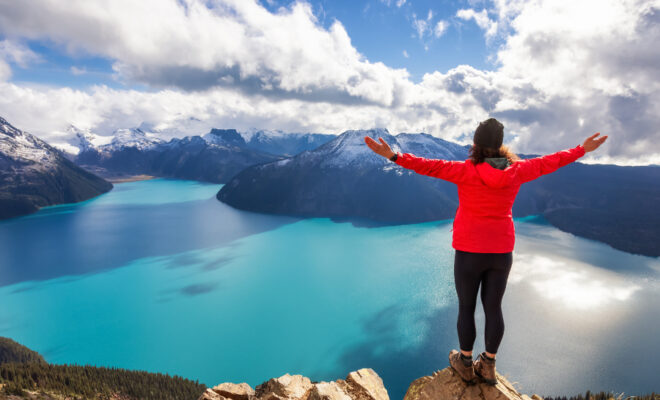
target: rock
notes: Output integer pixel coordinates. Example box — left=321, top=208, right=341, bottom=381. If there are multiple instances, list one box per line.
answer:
left=204, top=368, right=389, bottom=400
left=200, top=388, right=230, bottom=400
left=403, top=367, right=544, bottom=400
left=203, top=366, right=545, bottom=400
left=308, top=381, right=353, bottom=400
left=255, top=373, right=314, bottom=400
left=345, top=368, right=390, bottom=400
left=211, top=382, right=256, bottom=400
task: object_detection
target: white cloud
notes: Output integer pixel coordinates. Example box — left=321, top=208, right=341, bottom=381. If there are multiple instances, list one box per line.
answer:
left=0, top=0, right=410, bottom=106
left=380, top=0, right=407, bottom=8
left=0, top=0, right=658, bottom=166
left=0, top=40, right=41, bottom=67
left=0, top=39, right=41, bottom=80
left=434, top=20, right=448, bottom=37
left=412, top=11, right=429, bottom=38
left=412, top=9, right=436, bottom=39
left=456, top=8, right=498, bottom=38
left=402, top=50, right=409, bottom=58
left=0, top=60, right=9, bottom=81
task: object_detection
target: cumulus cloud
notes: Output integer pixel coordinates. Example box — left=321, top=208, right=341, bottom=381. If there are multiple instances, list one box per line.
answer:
left=489, top=0, right=660, bottom=160
left=0, top=0, right=658, bottom=165
left=0, top=0, right=411, bottom=106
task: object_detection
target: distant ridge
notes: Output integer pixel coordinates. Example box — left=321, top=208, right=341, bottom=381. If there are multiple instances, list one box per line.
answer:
left=59, top=126, right=336, bottom=183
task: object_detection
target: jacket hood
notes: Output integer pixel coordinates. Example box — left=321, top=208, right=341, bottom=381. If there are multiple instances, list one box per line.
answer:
left=474, top=157, right=517, bottom=188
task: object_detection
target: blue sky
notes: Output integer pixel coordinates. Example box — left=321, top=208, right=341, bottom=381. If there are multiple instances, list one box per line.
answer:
left=0, top=0, right=658, bottom=165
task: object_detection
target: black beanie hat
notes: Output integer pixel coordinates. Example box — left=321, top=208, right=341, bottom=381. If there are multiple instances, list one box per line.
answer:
left=473, top=118, right=504, bottom=149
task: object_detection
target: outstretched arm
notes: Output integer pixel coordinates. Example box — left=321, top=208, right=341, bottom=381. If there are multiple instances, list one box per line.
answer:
left=364, top=135, right=466, bottom=183
left=514, top=132, right=608, bottom=184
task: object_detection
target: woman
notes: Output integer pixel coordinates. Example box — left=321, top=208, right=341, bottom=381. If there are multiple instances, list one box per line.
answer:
left=364, top=118, right=607, bottom=386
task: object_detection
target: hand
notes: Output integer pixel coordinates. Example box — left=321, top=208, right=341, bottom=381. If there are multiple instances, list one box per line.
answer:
left=364, top=136, right=396, bottom=159
left=582, top=132, right=608, bottom=152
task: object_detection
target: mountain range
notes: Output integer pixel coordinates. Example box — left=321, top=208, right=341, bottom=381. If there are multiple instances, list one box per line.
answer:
left=0, top=117, right=112, bottom=220
left=217, top=128, right=660, bottom=257
left=59, top=126, right=336, bottom=183
left=2, top=116, right=658, bottom=257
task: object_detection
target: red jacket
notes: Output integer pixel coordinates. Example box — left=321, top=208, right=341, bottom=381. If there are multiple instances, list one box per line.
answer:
left=393, top=144, right=586, bottom=253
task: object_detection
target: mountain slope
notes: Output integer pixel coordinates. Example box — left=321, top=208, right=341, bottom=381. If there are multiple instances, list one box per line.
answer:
left=150, top=135, right=282, bottom=183
left=0, top=117, right=113, bottom=220
left=218, top=129, right=467, bottom=224
left=0, top=336, right=206, bottom=400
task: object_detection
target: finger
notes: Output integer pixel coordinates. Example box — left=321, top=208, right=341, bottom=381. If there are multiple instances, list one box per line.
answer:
left=589, top=132, right=600, bottom=139
left=379, top=137, right=387, bottom=144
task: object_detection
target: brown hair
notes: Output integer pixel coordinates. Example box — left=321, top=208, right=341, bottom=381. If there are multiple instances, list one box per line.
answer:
left=468, top=143, right=521, bottom=165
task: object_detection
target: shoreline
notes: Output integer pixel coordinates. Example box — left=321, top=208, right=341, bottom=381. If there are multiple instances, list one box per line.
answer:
left=107, top=174, right=156, bottom=183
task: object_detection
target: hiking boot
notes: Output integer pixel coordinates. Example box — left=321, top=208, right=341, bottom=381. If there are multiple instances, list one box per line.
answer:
left=448, top=350, right=476, bottom=384
left=474, top=352, right=497, bottom=385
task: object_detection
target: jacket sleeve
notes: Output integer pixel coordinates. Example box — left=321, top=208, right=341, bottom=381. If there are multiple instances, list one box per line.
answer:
left=514, top=144, right=586, bottom=184
left=393, top=152, right=467, bottom=184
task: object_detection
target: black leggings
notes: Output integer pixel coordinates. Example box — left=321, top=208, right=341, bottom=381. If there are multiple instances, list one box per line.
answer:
left=454, top=249, right=513, bottom=354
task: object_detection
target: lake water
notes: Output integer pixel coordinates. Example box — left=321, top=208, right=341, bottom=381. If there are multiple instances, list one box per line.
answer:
left=1, top=179, right=658, bottom=399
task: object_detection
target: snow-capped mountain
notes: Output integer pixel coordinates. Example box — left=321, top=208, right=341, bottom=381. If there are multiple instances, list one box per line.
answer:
left=108, top=128, right=164, bottom=151
left=396, top=132, right=471, bottom=159
left=290, top=128, right=469, bottom=169
left=242, top=129, right=335, bottom=157
left=70, top=128, right=285, bottom=183
left=53, top=125, right=113, bottom=157
left=0, top=116, right=113, bottom=220
left=0, top=117, right=59, bottom=169
left=217, top=128, right=467, bottom=223
left=56, top=126, right=336, bottom=183
left=54, top=126, right=163, bottom=156
left=202, top=129, right=247, bottom=148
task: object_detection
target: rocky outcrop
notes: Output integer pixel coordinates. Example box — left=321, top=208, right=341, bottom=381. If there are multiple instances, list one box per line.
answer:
left=199, top=366, right=545, bottom=400
left=404, top=367, right=543, bottom=400
left=198, top=367, right=543, bottom=400
left=199, top=368, right=389, bottom=400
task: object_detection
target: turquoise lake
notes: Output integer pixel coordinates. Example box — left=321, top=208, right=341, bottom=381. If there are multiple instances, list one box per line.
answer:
left=1, top=179, right=659, bottom=399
